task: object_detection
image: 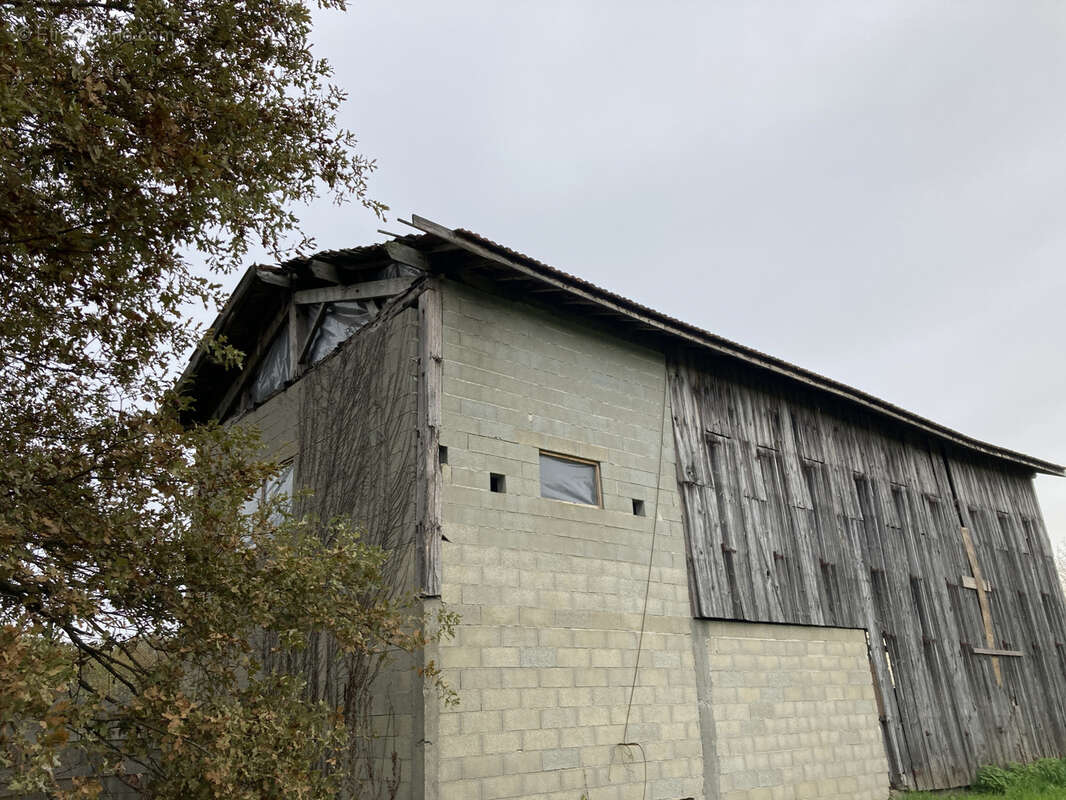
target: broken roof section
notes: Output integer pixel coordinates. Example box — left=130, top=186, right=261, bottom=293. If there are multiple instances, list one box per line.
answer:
left=179, top=215, right=1064, bottom=477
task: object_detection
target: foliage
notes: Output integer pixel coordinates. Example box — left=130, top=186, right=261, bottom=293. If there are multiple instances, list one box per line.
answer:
left=972, top=764, right=1014, bottom=794
left=906, top=758, right=1066, bottom=799
left=2, top=424, right=452, bottom=797
left=0, top=0, right=452, bottom=797
left=2, top=0, right=382, bottom=417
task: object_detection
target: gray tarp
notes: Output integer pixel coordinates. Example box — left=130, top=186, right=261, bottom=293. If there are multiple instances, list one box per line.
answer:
left=306, top=300, right=375, bottom=365
left=250, top=329, right=291, bottom=404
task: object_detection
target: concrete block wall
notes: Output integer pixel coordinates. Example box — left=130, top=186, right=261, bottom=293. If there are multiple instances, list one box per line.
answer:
left=436, top=281, right=704, bottom=800
left=235, top=281, right=893, bottom=800
left=701, top=622, right=889, bottom=800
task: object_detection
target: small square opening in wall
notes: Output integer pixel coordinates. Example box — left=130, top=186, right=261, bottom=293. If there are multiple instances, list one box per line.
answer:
left=490, top=473, right=506, bottom=493
left=632, top=499, right=646, bottom=517
left=438, top=445, right=448, bottom=465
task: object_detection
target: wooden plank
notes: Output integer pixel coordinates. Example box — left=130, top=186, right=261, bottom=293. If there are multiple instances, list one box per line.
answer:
left=256, top=266, right=291, bottom=287
left=297, top=302, right=329, bottom=366
left=961, top=575, right=992, bottom=592
left=960, top=525, right=1003, bottom=687
left=973, top=647, right=1025, bottom=658
left=288, top=300, right=305, bottom=377
left=385, top=240, right=430, bottom=270
left=665, top=348, right=1066, bottom=790
left=294, top=277, right=415, bottom=306
left=415, top=283, right=443, bottom=596
left=309, top=258, right=342, bottom=283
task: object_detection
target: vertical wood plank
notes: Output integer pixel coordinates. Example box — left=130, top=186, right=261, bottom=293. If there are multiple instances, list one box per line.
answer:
left=416, top=282, right=443, bottom=596
left=667, top=349, right=1066, bottom=791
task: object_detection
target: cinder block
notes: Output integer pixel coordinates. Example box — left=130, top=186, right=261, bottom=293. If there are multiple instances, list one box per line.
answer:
left=482, top=731, right=523, bottom=754
left=541, top=748, right=581, bottom=771
left=520, top=647, right=557, bottom=667
left=522, top=728, right=561, bottom=751
left=462, top=754, right=504, bottom=780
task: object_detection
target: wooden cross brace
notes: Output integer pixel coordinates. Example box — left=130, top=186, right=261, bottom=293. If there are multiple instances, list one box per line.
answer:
left=959, top=526, right=1004, bottom=687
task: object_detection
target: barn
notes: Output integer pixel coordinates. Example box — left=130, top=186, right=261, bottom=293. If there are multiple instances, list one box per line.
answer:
left=181, top=215, right=1066, bottom=800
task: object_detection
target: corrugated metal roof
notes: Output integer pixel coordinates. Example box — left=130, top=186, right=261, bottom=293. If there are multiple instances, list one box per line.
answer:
left=407, top=218, right=1062, bottom=476
left=277, top=232, right=434, bottom=273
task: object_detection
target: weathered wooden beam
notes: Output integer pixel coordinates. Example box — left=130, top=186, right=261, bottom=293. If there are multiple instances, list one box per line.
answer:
left=667, top=348, right=1066, bottom=790
left=385, top=241, right=429, bottom=271
left=287, top=300, right=305, bottom=379
left=255, top=266, right=291, bottom=288
left=309, top=259, right=342, bottom=284
left=959, top=525, right=1003, bottom=686
left=972, top=647, right=1024, bottom=658
left=415, top=281, right=443, bottom=597
left=961, top=575, right=992, bottom=592
left=297, top=302, right=329, bottom=366
left=293, top=277, right=414, bottom=306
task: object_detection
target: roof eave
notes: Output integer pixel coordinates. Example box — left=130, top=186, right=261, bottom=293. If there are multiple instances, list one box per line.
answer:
left=404, top=215, right=1064, bottom=477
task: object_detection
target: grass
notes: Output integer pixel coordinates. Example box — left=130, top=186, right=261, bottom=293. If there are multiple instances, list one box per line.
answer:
left=905, top=759, right=1066, bottom=798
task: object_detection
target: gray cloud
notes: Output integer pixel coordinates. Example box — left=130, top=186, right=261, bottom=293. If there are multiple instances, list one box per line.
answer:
left=243, top=0, right=1066, bottom=551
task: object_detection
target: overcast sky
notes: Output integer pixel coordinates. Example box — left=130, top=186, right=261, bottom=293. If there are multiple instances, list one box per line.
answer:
left=228, top=2, right=1066, bottom=552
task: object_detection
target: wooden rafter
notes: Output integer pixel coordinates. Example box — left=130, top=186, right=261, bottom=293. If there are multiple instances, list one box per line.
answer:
left=255, top=266, right=291, bottom=288
left=297, top=302, right=329, bottom=366
left=294, top=277, right=414, bottom=306
left=309, top=259, right=343, bottom=283
left=385, top=241, right=430, bottom=270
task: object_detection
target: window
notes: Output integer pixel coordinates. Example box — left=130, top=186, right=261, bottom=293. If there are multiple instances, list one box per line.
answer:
left=490, top=473, right=506, bottom=493
left=539, top=451, right=601, bottom=506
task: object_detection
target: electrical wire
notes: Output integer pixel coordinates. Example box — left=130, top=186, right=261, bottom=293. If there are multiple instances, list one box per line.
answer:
left=620, top=361, right=671, bottom=744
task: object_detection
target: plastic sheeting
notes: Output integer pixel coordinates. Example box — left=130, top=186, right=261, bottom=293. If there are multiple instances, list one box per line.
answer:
left=539, top=452, right=599, bottom=506
left=250, top=329, right=291, bottom=404
left=306, top=300, right=375, bottom=365
left=241, top=462, right=294, bottom=527
left=265, top=462, right=294, bottom=524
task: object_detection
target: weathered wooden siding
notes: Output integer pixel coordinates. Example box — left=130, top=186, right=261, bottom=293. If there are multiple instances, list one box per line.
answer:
left=669, top=351, right=1066, bottom=791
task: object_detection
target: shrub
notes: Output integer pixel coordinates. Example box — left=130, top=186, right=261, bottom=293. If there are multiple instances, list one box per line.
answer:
left=972, top=764, right=1012, bottom=794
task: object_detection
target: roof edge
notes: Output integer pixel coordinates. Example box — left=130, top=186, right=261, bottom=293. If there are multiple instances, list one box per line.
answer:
left=405, top=214, right=1064, bottom=477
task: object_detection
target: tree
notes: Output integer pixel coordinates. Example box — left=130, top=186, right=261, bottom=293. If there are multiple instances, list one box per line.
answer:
left=0, top=1, right=445, bottom=796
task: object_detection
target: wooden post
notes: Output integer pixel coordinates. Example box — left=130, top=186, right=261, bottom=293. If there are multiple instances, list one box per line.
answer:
left=288, top=298, right=305, bottom=379
left=416, top=281, right=443, bottom=597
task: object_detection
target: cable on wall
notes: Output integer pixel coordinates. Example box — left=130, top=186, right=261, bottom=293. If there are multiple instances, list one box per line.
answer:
left=616, top=360, right=671, bottom=785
